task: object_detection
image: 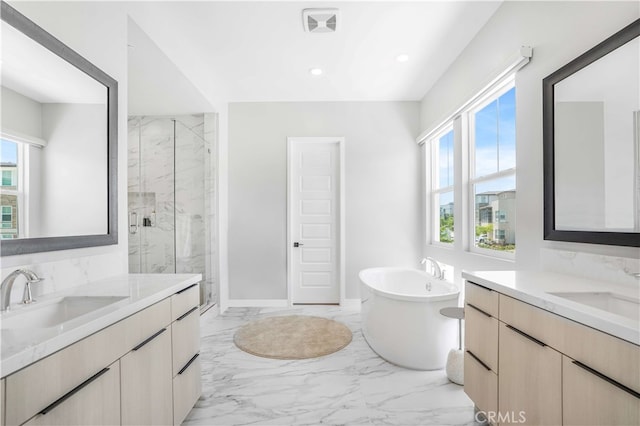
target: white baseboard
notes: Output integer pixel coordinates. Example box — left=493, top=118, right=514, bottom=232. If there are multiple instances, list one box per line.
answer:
left=340, top=298, right=361, bottom=310
left=221, top=298, right=360, bottom=313
left=226, top=299, right=290, bottom=309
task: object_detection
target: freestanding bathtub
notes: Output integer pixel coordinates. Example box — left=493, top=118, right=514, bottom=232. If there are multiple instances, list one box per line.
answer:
left=359, top=267, right=460, bottom=370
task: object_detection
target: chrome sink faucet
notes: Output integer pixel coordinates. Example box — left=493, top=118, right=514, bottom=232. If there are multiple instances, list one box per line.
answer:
left=421, top=257, right=444, bottom=280
left=0, top=269, right=44, bottom=311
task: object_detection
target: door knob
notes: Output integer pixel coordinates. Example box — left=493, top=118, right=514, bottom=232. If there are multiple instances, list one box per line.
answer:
left=293, top=242, right=304, bottom=247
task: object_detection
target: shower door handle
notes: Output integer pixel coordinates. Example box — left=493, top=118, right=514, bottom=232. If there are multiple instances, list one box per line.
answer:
left=129, top=212, right=139, bottom=234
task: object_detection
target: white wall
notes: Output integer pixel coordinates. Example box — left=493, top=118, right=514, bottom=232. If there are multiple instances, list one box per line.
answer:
left=228, top=102, right=422, bottom=301
left=419, top=1, right=640, bottom=286
left=554, top=102, right=605, bottom=230
left=40, top=103, right=107, bottom=237
left=555, top=38, right=639, bottom=230
left=127, top=18, right=214, bottom=116
left=1, top=1, right=129, bottom=298
left=1, top=86, right=43, bottom=139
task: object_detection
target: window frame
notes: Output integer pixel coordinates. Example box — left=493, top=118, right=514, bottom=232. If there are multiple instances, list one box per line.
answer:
left=0, top=139, right=28, bottom=238
left=426, top=125, right=455, bottom=247
left=467, top=78, right=517, bottom=259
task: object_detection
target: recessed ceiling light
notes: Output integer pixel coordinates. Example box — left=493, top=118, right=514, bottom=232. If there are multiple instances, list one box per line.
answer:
left=309, top=68, right=323, bottom=76
left=396, top=54, right=409, bottom=63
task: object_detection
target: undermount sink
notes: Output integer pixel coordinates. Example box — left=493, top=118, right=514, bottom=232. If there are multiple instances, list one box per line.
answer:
left=1, top=296, right=127, bottom=329
left=548, top=291, right=640, bottom=321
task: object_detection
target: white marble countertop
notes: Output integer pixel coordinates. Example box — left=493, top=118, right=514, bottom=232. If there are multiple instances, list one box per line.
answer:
left=461, top=270, right=640, bottom=346
left=0, top=273, right=201, bottom=378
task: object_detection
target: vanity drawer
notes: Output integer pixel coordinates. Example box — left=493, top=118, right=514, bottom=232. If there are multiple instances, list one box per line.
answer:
left=464, top=303, right=499, bottom=372
left=499, top=294, right=562, bottom=348
left=464, top=350, right=497, bottom=424
left=171, top=283, right=199, bottom=322
left=561, top=315, right=640, bottom=394
left=124, top=298, right=172, bottom=351
left=465, top=281, right=499, bottom=318
left=173, top=354, right=201, bottom=426
left=171, top=305, right=200, bottom=376
left=563, top=355, right=640, bottom=425
left=23, top=361, right=120, bottom=426
left=1, top=378, right=5, bottom=426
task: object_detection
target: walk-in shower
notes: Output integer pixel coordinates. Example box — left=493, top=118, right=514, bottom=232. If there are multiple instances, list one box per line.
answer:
left=128, top=114, right=217, bottom=308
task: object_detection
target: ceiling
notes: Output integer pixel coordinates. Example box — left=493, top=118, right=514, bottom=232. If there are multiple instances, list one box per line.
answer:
left=126, top=1, right=502, bottom=106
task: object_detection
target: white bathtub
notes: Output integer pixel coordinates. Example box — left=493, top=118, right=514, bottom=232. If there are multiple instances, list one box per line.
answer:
left=359, top=267, right=460, bottom=370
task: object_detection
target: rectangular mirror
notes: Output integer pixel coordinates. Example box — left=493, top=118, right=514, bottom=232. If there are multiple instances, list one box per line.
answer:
left=0, top=1, right=118, bottom=255
left=543, top=18, right=639, bottom=247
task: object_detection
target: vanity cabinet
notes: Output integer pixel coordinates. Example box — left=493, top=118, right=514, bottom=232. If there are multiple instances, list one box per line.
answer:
left=498, top=322, right=562, bottom=425
left=562, top=355, right=639, bottom=425
left=23, top=361, right=121, bottom=426
left=464, top=283, right=498, bottom=421
left=120, top=299, right=173, bottom=426
left=170, top=283, right=201, bottom=425
left=3, top=283, right=201, bottom=426
left=464, top=281, right=640, bottom=426
left=1, top=378, right=5, bottom=426
left=3, top=299, right=143, bottom=426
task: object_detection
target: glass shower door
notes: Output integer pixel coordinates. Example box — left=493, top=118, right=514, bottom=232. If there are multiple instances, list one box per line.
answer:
left=128, top=116, right=176, bottom=274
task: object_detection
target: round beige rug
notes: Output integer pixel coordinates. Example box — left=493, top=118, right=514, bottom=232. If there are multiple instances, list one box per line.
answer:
left=233, top=315, right=352, bottom=359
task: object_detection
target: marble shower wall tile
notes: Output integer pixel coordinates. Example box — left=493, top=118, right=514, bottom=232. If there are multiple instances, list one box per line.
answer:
left=175, top=115, right=206, bottom=279
left=139, top=116, right=176, bottom=273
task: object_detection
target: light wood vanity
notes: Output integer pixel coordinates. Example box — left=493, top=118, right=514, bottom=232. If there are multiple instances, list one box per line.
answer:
left=464, top=276, right=640, bottom=426
left=0, top=277, right=201, bottom=426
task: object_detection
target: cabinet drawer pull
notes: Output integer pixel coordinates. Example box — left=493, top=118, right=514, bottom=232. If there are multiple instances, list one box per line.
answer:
left=466, top=350, right=491, bottom=371
left=132, top=328, right=166, bottom=351
left=572, top=360, right=640, bottom=399
left=176, top=283, right=198, bottom=294
left=39, top=368, right=110, bottom=415
left=505, top=324, right=546, bottom=347
left=469, top=281, right=493, bottom=292
left=178, top=353, right=200, bottom=375
left=176, top=306, right=198, bottom=321
left=467, top=303, right=492, bottom=318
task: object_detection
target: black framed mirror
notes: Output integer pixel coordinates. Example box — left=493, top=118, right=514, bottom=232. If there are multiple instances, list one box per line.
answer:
left=543, top=18, right=640, bottom=247
left=0, top=1, right=118, bottom=255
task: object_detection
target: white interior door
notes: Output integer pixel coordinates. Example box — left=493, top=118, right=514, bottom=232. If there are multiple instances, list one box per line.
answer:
left=288, top=138, right=342, bottom=304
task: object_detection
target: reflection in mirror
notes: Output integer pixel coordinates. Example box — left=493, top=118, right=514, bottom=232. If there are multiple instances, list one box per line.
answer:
left=1, top=19, right=108, bottom=239
left=553, top=37, right=639, bottom=232
left=0, top=1, right=117, bottom=256
left=543, top=18, right=640, bottom=247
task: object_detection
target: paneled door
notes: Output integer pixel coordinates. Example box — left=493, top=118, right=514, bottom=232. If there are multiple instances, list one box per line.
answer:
left=288, top=137, right=343, bottom=304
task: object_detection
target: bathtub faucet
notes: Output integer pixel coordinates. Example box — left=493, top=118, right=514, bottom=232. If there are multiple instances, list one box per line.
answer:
left=421, top=257, right=444, bottom=280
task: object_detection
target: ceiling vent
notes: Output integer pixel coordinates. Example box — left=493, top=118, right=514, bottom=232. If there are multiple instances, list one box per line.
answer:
left=302, top=8, right=339, bottom=33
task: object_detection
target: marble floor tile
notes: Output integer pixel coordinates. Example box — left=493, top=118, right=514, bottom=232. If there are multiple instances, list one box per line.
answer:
left=183, top=306, right=477, bottom=426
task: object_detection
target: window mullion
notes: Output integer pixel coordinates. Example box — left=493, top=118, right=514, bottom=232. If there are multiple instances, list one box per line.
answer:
left=471, top=168, right=516, bottom=185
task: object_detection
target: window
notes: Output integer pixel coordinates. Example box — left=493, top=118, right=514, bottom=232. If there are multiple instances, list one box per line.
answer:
left=470, top=83, right=516, bottom=253
left=429, top=127, right=454, bottom=244
left=1, top=206, right=13, bottom=228
left=2, top=170, right=15, bottom=186
left=1, top=139, right=25, bottom=239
